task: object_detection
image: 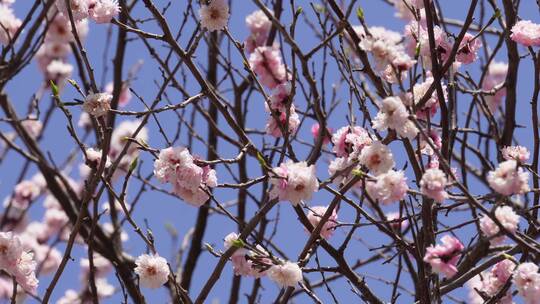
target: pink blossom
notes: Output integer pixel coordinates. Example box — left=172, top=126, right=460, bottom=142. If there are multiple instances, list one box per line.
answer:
left=56, top=290, right=80, bottom=304
left=267, top=82, right=291, bottom=111
left=0, top=232, right=39, bottom=294
left=109, top=119, right=148, bottom=163
left=45, top=60, right=73, bottom=85
left=85, top=147, right=112, bottom=168
left=0, top=4, right=21, bottom=45
left=199, top=0, right=229, bottom=32
left=386, top=212, right=409, bottom=230
left=311, top=123, right=332, bottom=145
left=404, top=21, right=451, bottom=64
left=487, top=160, right=530, bottom=195
left=420, top=168, right=448, bottom=203
left=479, top=206, right=519, bottom=244
left=419, top=129, right=442, bottom=156
left=269, top=160, right=319, bottom=206
left=357, top=26, right=405, bottom=71
left=331, top=126, right=372, bottom=158
left=83, top=92, right=112, bottom=117
left=13, top=180, right=41, bottom=206
left=513, top=263, right=540, bottom=304
left=467, top=269, right=514, bottom=304
left=105, top=81, right=132, bottom=107
left=404, top=75, right=447, bottom=118
left=154, top=146, right=217, bottom=206
left=366, top=170, right=408, bottom=204
left=328, top=156, right=357, bottom=186
left=89, top=0, right=120, bottom=24
left=45, top=15, right=88, bottom=43
left=502, top=145, right=530, bottom=163
left=13, top=251, right=39, bottom=294
left=390, top=0, right=425, bottom=20
left=134, top=253, right=170, bottom=289
left=510, top=20, right=540, bottom=47
left=18, top=232, right=61, bottom=275
left=249, top=46, right=287, bottom=89
left=245, top=10, right=271, bottom=53
left=268, top=261, right=303, bottom=287
left=423, top=235, right=464, bottom=278
left=382, top=54, right=416, bottom=83
left=482, top=61, right=507, bottom=113
left=80, top=253, right=113, bottom=278
left=492, top=260, right=515, bottom=284
left=43, top=207, right=69, bottom=237
left=456, top=33, right=482, bottom=64
left=224, top=233, right=270, bottom=278
left=265, top=105, right=300, bottom=138
left=358, top=141, right=395, bottom=176
left=372, top=96, right=418, bottom=139
left=154, top=146, right=202, bottom=187
left=21, top=118, right=43, bottom=139
left=55, top=0, right=89, bottom=21
left=306, top=206, right=337, bottom=239
left=172, top=165, right=217, bottom=207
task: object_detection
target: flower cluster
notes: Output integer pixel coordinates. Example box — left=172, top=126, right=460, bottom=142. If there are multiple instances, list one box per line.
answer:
left=501, top=145, right=530, bottom=163
left=513, top=262, right=540, bottom=303
left=372, top=96, right=418, bottom=139
left=134, top=253, right=170, bottom=289
left=223, top=233, right=303, bottom=287
left=83, top=92, right=112, bottom=117
left=199, top=0, right=229, bottom=32
left=224, top=233, right=271, bottom=278
left=359, top=141, right=395, bottom=176
left=249, top=46, right=288, bottom=89
left=306, top=206, right=338, bottom=239
left=482, top=61, right=508, bottom=113
left=269, top=160, right=318, bottom=206
left=366, top=170, right=409, bottom=205
left=479, top=206, right=520, bottom=244
left=423, top=235, right=464, bottom=278
left=245, top=10, right=272, bottom=53
left=0, top=3, right=21, bottom=45
left=511, top=20, right=540, bottom=47
left=154, top=146, right=218, bottom=207
left=487, top=160, right=530, bottom=195
left=467, top=260, right=514, bottom=304
left=264, top=82, right=300, bottom=138
left=310, top=123, right=332, bottom=145
left=403, top=74, right=448, bottom=119
left=55, top=0, right=120, bottom=24
left=0, top=232, right=39, bottom=294
left=107, top=119, right=148, bottom=176
left=331, top=126, right=372, bottom=158
left=420, top=168, right=448, bottom=203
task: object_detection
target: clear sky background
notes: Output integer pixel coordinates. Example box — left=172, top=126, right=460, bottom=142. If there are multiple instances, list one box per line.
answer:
left=1, top=0, right=540, bottom=303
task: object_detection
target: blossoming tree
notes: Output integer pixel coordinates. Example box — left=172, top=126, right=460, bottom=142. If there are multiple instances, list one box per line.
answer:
left=0, top=0, right=540, bottom=303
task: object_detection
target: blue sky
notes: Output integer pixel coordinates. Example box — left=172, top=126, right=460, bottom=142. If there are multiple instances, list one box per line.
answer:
left=1, top=0, right=540, bottom=303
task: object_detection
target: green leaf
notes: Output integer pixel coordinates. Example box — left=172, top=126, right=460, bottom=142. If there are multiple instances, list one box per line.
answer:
left=129, top=157, right=138, bottom=172
left=50, top=80, right=59, bottom=97
left=139, top=138, right=149, bottom=148
left=352, top=169, right=364, bottom=177
left=313, top=4, right=325, bottom=13
left=415, top=43, right=421, bottom=57
left=256, top=151, right=266, bottom=167
left=356, top=7, right=364, bottom=20
left=204, top=243, right=214, bottom=251
left=296, top=6, right=303, bottom=15
left=231, top=239, right=245, bottom=248
left=494, top=9, right=501, bottom=19
left=164, top=222, right=178, bottom=238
